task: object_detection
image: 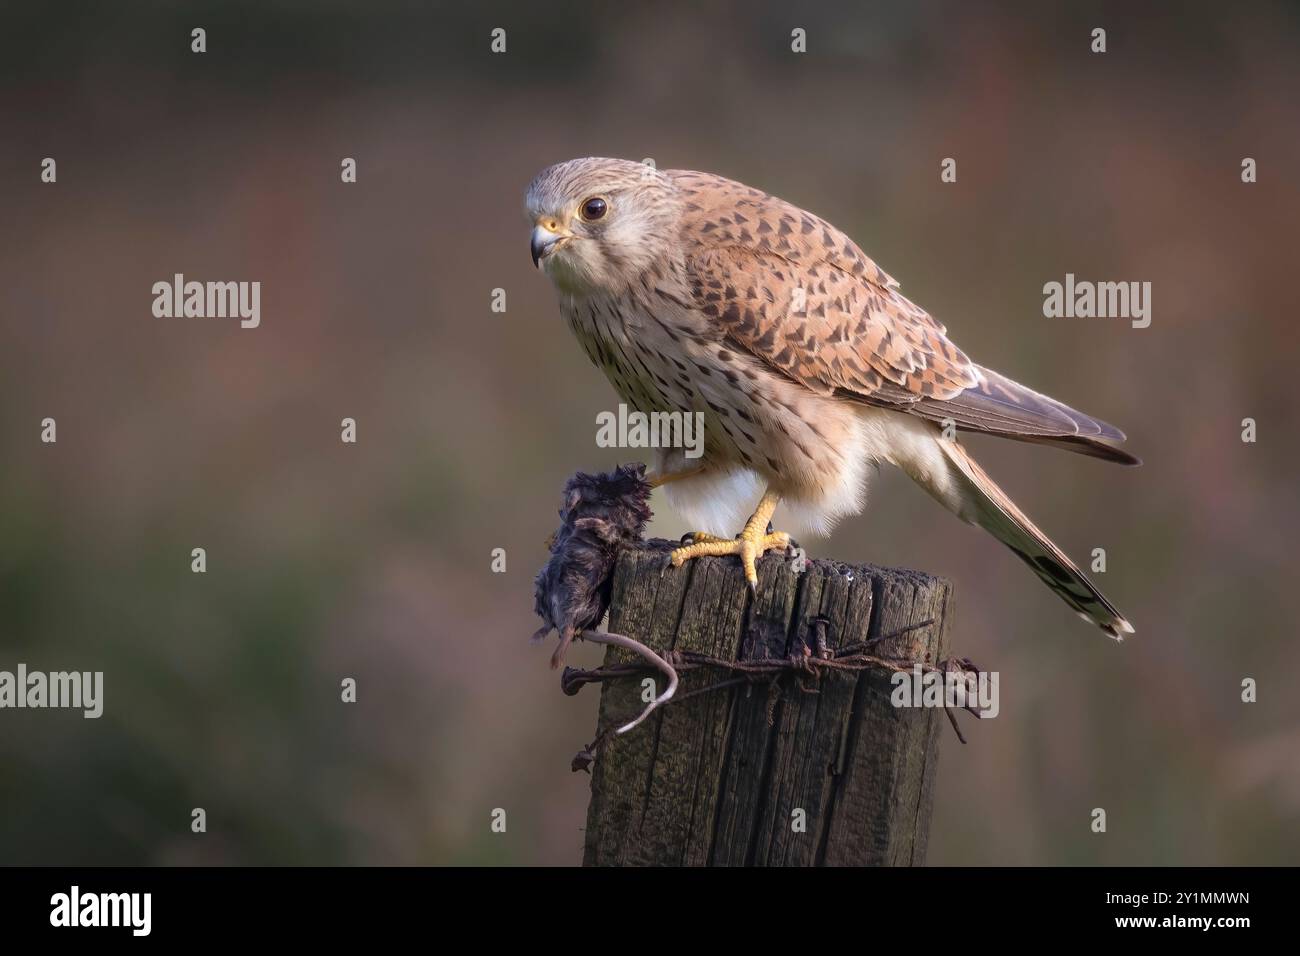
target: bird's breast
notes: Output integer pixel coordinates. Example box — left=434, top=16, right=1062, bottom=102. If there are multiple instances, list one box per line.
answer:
left=559, top=289, right=865, bottom=495
left=561, top=292, right=694, bottom=416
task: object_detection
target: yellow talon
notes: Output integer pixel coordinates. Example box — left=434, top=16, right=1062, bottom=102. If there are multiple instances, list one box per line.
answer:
left=667, top=488, right=790, bottom=590
left=679, top=532, right=731, bottom=545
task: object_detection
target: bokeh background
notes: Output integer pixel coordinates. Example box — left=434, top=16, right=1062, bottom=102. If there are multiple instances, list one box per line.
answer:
left=2, top=0, right=1298, bottom=865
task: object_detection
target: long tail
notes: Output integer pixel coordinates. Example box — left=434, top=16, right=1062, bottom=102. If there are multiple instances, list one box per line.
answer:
left=933, top=438, right=1134, bottom=640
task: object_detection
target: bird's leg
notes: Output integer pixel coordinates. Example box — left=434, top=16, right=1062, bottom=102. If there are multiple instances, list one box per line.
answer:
left=669, top=487, right=791, bottom=592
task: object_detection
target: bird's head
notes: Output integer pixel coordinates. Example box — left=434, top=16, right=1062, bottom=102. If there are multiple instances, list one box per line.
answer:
left=525, top=157, right=681, bottom=294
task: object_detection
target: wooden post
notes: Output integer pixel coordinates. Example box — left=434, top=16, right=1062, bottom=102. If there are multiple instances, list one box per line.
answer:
left=581, top=539, right=953, bottom=866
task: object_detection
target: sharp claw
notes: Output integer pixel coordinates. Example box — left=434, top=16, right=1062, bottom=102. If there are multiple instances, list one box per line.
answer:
left=670, top=515, right=791, bottom=598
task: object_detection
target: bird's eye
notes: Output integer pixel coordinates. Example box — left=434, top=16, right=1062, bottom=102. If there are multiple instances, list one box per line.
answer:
left=580, top=197, right=608, bottom=221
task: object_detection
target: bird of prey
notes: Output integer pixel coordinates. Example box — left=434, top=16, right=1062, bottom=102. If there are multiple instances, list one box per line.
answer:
left=526, top=157, right=1138, bottom=640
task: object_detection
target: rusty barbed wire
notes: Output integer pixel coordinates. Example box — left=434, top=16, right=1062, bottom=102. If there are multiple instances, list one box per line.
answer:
left=563, top=617, right=987, bottom=772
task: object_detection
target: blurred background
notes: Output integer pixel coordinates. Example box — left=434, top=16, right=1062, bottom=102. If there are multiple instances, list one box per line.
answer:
left=1, top=0, right=1298, bottom=865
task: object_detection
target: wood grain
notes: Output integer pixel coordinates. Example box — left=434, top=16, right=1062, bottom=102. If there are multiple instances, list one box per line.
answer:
left=582, top=539, right=953, bottom=867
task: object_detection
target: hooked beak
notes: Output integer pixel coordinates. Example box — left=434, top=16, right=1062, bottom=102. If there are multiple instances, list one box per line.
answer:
left=531, top=223, right=569, bottom=268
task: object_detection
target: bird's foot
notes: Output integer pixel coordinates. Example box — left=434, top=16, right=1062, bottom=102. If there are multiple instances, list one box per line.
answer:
left=669, top=527, right=792, bottom=592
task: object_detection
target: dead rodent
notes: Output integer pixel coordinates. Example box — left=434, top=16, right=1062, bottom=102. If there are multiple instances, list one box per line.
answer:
left=531, top=463, right=653, bottom=668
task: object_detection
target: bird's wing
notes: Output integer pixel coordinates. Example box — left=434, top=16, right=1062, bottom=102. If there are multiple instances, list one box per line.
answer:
left=673, top=169, right=979, bottom=401
left=672, top=170, right=1137, bottom=463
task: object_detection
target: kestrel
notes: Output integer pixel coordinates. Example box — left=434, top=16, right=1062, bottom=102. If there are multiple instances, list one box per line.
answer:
left=526, top=158, right=1138, bottom=640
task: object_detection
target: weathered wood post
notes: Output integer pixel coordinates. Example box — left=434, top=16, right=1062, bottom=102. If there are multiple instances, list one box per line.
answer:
left=580, top=539, right=953, bottom=866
